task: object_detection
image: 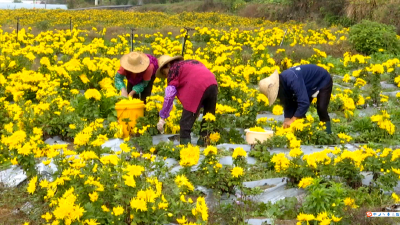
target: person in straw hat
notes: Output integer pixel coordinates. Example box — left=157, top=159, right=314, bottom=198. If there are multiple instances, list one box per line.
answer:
left=259, top=64, right=333, bottom=134
left=114, top=52, right=159, bottom=104
left=155, top=55, right=218, bottom=146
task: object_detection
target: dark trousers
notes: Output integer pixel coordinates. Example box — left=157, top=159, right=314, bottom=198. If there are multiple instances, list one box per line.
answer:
left=127, top=75, right=156, bottom=104
left=310, top=76, right=333, bottom=122
left=180, top=85, right=218, bottom=139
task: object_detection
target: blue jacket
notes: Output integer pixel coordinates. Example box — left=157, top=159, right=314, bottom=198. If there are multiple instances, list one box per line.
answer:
left=278, top=64, right=331, bottom=118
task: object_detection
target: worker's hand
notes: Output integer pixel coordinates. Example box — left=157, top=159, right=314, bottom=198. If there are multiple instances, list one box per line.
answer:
left=157, top=118, right=166, bottom=134
left=283, top=117, right=297, bottom=129
left=128, top=90, right=136, bottom=97
left=283, top=120, right=292, bottom=129
left=121, top=88, right=128, bottom=97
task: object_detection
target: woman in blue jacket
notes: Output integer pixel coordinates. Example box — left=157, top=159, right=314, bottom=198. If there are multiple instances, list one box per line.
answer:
left=259, top=64, right=333, bottom=134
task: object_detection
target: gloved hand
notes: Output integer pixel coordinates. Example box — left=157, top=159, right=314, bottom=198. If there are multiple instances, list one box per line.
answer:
left=157, top=118, right=166, bottom=134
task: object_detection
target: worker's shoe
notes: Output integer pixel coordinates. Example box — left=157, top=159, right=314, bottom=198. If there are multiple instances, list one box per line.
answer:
left=325, top=121, right=332, bottom=134
left=180, top=138, right=191, bottom=145
left=197, top=137, right=206, bottom=147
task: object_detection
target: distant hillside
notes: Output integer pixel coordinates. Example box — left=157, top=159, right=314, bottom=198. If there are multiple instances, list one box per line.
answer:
left=131, top=0, right=400, bottom=32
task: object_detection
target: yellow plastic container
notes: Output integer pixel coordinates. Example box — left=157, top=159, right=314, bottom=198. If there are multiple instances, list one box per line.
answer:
left=115, top=99, right=145, bottom=138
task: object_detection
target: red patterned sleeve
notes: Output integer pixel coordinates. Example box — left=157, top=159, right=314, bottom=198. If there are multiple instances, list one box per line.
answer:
left=117, top=66, right=127, bottom=76
left=167, top=61, right=181, bottom=83
left=142, top=64, right=154, bottom=81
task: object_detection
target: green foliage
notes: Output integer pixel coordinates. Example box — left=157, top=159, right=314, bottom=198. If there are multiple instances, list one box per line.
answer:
left=0, top=100, right=11, bottom=138
left=130, top=132, right=153, bottom=152
left=153, top=141, right=181, bottom=160
left=249, top=141, right=277, bottom=167
left=323, top=13, right=355, bottom=27
left=352, top=117, right=374, bottom=131
left=284, top=152, right=315, bottom=185
left=319, top=0, right=354, bottom=27
left=70, top=94, right=119, bottom=122
left=302, top=178, right=348, bottom=216
left=375, top=171, right=399, bottom=192
left=217, top=0, right=246, bottom=11
left=221, top=128, right=245, bottom=144
left=251, top=197, right=299, bottom=220
left=351, top=112, right=399, bottom=144
left=134, top=99, right=162, bottom=136
left=195, top=113, right=246, bottom=145
left=264, top=197, right=299, bottom=219
left=195, top=162, right=235, bottom=194
left=36, top=20, right=50, bottom=31
left=243, top=165, right=278, bottom=181
left=194, top=148, right=235, bottom=194
left=335, top=158, right=364, bottom=188
left=349, top=20, right=400, bottom=55
left=115, top=0, right=129, bottom=5
left=48, top=142, right=188, bottom=225
left=293, top=116, right=338, bottom=146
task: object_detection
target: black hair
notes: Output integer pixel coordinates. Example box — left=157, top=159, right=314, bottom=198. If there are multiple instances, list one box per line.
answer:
left=170, top=58, right=183, bottom=66
left=277, top=77, right=285, bottom=106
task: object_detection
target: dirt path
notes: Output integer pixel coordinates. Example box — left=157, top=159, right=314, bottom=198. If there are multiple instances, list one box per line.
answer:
left=0, top=206, right=28, bottom=225
left=0, top=185, right=43, bottom=225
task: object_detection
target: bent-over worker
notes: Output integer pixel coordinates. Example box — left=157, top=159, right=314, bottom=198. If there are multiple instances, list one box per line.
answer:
left=156, top=55, right=218, bottom=146
left=259, top=64, right=333, bottom=134
left=114, top=52, right=159, bottom=104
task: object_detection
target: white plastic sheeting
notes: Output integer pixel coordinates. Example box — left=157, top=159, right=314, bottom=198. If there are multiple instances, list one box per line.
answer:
left=0, top=161, right=57, bottom=188
left=245, top=218, right=273, bottom=225
left=0, top=3, right=67, bottom=9
left=0, top=166, right=27, bottom=187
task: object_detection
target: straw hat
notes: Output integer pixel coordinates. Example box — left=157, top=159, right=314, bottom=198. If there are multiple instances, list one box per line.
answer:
left=120, top=52, right=150, bottom=73
left=156, top=55, right=184, bottom=78
left=259, top=70, right=280, bottom=106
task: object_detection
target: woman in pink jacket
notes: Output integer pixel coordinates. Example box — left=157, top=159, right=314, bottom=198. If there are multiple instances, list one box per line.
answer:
left=156, top=55, right=218, bottom=146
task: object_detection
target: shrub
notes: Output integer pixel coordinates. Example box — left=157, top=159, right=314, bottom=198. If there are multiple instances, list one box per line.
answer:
left=35, top=20, right=50, bottom=31
left=349, top=20, right=400, bottom=55
left=323, top=13, right=355, bottom=27
left=373, top=2, right=400, bottom=34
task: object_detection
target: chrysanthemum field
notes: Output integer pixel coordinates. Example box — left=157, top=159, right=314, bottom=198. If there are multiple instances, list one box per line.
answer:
left=1, top=9, right=400, bottom=225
